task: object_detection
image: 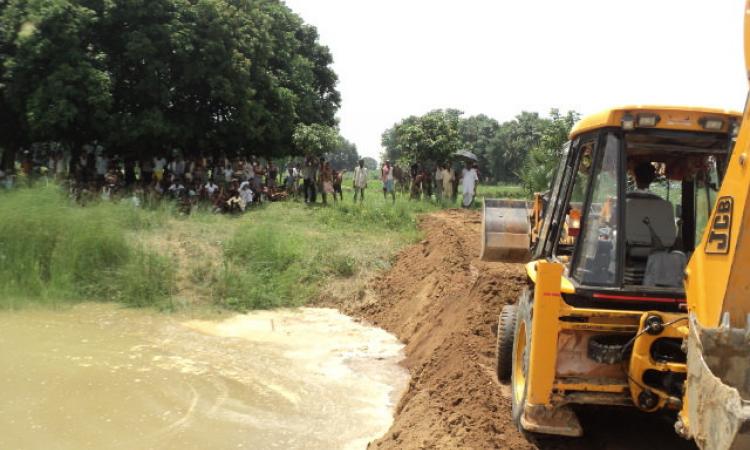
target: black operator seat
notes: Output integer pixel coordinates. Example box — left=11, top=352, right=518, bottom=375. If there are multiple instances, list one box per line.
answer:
left=625, top=191, right=685, bottom=288
left=625, top=191, right=677, bottom=257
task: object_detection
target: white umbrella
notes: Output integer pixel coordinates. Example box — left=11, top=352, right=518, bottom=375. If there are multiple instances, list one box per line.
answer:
left=452, top=149, right=478, bottom=161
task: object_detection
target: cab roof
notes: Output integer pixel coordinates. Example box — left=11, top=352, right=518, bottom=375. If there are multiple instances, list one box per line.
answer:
left=569, top=105, right=742, bottom=139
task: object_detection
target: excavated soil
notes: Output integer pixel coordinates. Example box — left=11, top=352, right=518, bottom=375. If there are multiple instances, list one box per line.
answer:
left=337, top=209, right=698, bottom=450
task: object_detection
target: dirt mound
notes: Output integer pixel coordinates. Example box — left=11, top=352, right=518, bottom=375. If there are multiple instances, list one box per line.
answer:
left=341, top=209, right=698, bottom=450
left=351, top=209, right=531, bottom=449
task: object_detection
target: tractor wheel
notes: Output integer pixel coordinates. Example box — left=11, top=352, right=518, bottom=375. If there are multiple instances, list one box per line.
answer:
left=496, top=304, right=517, bottom=382
left=511, top=289, right=533, bottom=429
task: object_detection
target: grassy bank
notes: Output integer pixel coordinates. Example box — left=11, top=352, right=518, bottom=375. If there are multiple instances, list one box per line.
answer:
left=0, top=184, right=439, bottom=311
left=0, top=187, right=174, bottom=309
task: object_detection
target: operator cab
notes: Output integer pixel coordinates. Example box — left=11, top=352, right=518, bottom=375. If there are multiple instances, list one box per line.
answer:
left=533, top=107, right=740, bottom=311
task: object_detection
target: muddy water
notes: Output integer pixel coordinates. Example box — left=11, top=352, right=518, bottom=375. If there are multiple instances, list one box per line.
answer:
left=0, top=305, right=408, bottom=450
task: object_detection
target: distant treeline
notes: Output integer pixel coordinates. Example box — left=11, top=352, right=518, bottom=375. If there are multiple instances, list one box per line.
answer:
left=0, top=0, right=344, bottom=172
left=381, top=109, right=580, bottom=193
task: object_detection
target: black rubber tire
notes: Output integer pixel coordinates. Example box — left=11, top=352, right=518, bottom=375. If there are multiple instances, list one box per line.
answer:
left=587, top=334, right=632, bottom=364
left=511, top=289, right=533, bottom=429
left=496, top=304, right=518, bottom=382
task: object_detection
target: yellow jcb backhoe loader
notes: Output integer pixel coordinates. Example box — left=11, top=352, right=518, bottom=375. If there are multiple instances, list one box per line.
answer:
left=483, top=7, right=750, bottom=447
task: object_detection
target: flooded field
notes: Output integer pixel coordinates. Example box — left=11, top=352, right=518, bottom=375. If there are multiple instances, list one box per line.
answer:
left=0, top=305, right=408, bottom=450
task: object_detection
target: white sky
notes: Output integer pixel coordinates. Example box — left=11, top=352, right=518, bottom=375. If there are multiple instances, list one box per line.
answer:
left=283, top=0, right=747, bottom=160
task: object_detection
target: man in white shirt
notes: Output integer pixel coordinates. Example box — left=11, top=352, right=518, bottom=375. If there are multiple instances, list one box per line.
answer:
left=462, top=163, right=479, bottom=208
left=353, top=159, right=368, bottom=203
left=169, top=156, right=185, bottom=177
left=168, top=179, right=185, bottom=198
left=95, top=154, right=108, bottom=185
left=240, top=183, right=254, bottom=209
left=204, top=179, right=219, bottom=199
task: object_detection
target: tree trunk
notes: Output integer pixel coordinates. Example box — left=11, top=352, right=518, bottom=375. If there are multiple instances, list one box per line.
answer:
left=0, top=146, right=17, bottom=173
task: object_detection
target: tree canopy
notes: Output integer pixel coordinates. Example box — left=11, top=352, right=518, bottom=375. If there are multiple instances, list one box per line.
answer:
left=325, top=137, right=359, bottom=171
left=381, top=108, right=579, bottom=193
left=0, top=0, right=341, bottom=169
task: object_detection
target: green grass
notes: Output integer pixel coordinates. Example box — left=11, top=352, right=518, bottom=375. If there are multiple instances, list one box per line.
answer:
left=0, top=186, right=174, bottom=309
left=0, top=182, right=441, bottom=312
left=0, top=178, right=525, bottom=312
left=476, top=182, right=527, bottom=200
left=206, top=187, right=436, bottom=311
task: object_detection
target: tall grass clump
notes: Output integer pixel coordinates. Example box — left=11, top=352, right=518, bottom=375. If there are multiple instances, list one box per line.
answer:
left=215, top=225, right=317, bottom=311
left=0, top=187, right=173, bottom=308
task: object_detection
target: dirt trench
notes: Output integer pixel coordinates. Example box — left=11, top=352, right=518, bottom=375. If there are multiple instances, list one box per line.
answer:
left=337, top=209, right=698, bottom=450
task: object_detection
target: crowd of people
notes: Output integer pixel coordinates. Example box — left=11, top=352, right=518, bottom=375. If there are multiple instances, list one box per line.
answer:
left=0, top=146, right=482, bottom=211
left=380, top=159, right=480, bottom=207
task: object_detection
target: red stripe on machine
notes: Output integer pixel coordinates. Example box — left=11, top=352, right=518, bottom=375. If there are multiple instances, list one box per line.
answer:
left=593, top=293, right=686, bottom=304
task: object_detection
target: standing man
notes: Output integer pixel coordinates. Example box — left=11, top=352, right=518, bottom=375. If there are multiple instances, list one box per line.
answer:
left=302, top=156, right=317, bottom=203
left=441, top=163, right=454, bottom=203
left=95, top=152, right=109, bottom=187
left=353, top=159, right=368, bottom=203
left=461, top=162, right=479, bottom=208
left=153, top=154, right=167, bottom=182
left=267, top=160, right=278, bottom=189
left=435, top=163, right=444, bottom=201
left=381, top=160, right=396, bottom=204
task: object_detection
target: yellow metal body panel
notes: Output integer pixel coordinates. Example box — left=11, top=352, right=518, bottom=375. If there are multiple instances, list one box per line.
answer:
left=525, top=261, right=576, bottom=294
left=527, top=261, right=564, bottom=406
left=684, top=110, right=750, bottom=328
left=569, top=106, right=741, bottom=140
left=524, top=259, right=688, bottom=410
left=628, top=313, right=688, bottom=411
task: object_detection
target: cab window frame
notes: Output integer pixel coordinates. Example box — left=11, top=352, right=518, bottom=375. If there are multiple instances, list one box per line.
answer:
left=548, top=132, right=599, bottom=263
left=532, top=141, right=572, bottom=260
left=566, top=129, right=626, bottom=287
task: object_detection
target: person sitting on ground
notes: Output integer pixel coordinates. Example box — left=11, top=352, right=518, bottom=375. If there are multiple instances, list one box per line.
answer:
left=240, top=182, right=254, bottom=209
left=168, top=178, right=185, bottom=199
left=212, top=185, right=228, bottom=213
left=225, top=182, right=244, bottom=214
left=204, top=178, right=219, bottom=201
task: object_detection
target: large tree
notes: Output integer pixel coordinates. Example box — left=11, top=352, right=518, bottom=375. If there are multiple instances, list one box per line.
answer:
left=292, top=123, right=339, bottom=156
left=0, top=0, right=341, bottom=168
left=382, top=109, right=462, bottom=165
left=2, top=0, right=112, bottom=161
left=519, top=109, right=580, bottom=194
left=381, top=108, right=579, bottom=186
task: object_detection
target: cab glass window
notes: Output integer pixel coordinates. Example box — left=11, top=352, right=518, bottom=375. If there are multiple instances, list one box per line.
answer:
left=571, top=133, right=621, bottom=285
left=553, top=138, right=595, bottom=256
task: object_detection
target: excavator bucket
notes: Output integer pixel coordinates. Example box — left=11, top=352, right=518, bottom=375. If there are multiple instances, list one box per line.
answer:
left=480, top=198, right=531, bottom=263
left=682, top=314, right=750, bottom=450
